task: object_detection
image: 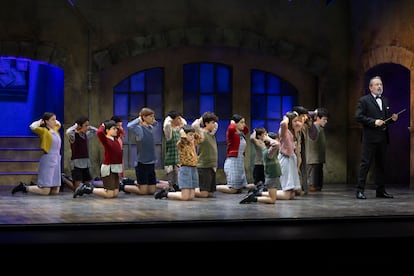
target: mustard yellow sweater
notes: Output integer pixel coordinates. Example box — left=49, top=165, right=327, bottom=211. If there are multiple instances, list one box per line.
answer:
left=30, top=119, right=61, bottom=153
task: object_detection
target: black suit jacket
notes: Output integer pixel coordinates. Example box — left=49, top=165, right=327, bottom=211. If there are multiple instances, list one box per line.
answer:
left=355, top=94, right=392, bottom=144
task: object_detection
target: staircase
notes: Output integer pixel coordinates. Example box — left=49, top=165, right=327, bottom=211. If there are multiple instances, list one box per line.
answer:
left=0, top=136, right=43, bottom=186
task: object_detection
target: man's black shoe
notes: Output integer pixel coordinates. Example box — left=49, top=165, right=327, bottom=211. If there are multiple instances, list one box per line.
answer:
left=376, top=191, right=393, bottom=198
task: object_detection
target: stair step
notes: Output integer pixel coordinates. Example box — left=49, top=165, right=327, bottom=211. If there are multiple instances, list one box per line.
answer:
left=0, top=171, right=38, bottom=175
left=0, top=160, right=39, bottom=172
left=0, top=136, right=39, bottom=148
left=0, top=173, right=38, bottom=186
left=0, top=149, right=43, bottom=161
left=0, top=136, right=42, bottom=185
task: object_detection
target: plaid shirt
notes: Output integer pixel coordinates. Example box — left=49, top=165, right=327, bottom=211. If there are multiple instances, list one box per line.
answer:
left=164, top=129, right=181, bottom=166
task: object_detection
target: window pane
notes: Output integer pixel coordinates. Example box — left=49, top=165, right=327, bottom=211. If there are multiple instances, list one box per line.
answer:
left=183, top=93, right=199, bottom=118
left=281, top=81, right=298, bottom=97
left=200, top=63, right=214, bottom=93
left=251, top=70, right=265, bottom=94
left=216, top=119, right=228, bottom=143
left=147, top=94, right=163, bottom=116
left=251, top=95, right=266, bottom=119
left=216, top=65, right=230, bottom=93
left=267, top=75, right=280, bottom=94
left=185, top=119, right=195, bottom=127
left=153, top=126, right=162, bottom=144
left=267, top=119, right=281, bottom=133
left=267, top=96, right=281, bottom=118
left=114, top=94, right=129, bottom=117
left=129, top=94, right=146, bottom=116
left=120, top=119, right=128, bottom=143
left=217, top=144, right=227, bottom=169
left=114, top=79, right=129, bottom=93
left=128, top=144, right=136, bottom=168
left=215, top=94, right=231, bottom=119
left=130, top=72, right=145, bottom=92
left=200, top=95, right=214, bottom=114
left=183, top=64, right=199, bottom=93
left=147, top=68, right=163, bottom=92
left=251, top=120, right=266, bottom=130
left=282, top=96, right=295, bottom=114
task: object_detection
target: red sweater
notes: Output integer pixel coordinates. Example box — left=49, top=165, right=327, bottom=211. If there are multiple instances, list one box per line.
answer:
left=97, top=125, right=123, bottom=165
left=226, top=123, right=249, bottom=157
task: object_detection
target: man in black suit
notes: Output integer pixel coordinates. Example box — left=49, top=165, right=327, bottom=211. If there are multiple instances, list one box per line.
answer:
left=355, top=76, right=399, bottom=199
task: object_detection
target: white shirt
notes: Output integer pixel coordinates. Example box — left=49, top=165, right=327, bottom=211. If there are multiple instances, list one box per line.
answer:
left=373, top=94, right=382, bottom=111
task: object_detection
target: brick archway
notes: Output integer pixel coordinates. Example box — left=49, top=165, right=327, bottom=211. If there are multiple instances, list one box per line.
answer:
left=362, top=46, right=414, bottom=189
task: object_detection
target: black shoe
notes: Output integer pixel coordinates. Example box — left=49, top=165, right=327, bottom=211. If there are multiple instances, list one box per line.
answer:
left=119, top=182, right=125, bottom=192
left=154, top=188, right=168, bottom=199
left=121, top=178, right=135, bottom=185
left=119, top=179, right=132, bottom=193
left=376, top=191, right=393, bottom=198
left=356, top=191, right=367, bottom=199
left=86, top=182, right=95, bottom=189
left=239, top=193, right=257, bottom=204
left=247, top=186, right=263, bottom=196
left=255, top=181, right=264, bottom=189
left=172, top=184, right=180, bottom=192
left=73, top=183, right=93, bottom=198
left=119, top=183, right=130, bottom=194
left=73, top=184, right=84, bottom=198
left=11, top=182, right=27, bottom=194
left=85, top=184, right=93, bottom=194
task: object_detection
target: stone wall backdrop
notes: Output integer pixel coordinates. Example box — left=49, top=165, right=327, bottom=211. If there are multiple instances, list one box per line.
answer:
left=1, top=0, right=413, bottom=187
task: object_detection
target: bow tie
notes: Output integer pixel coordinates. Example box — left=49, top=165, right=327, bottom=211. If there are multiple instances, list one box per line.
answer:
left=375, top=95, right=381, bottom=99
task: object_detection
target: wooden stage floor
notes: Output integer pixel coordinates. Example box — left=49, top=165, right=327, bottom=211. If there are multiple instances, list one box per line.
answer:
left=1, top=182, right=414, bottom=257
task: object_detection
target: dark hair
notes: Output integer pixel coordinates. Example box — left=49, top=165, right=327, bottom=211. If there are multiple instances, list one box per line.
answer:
left=181, top=124, right=195, bottom=134
left=254, top=127, right=266, bottom=139
left=103, top=120, right=116, bottom=130
left=232, top=114, right=244, bottom=123
left=292, top=106, right=308, bottom=115
left=202, top=111, right=218, bottom=124
left=75, top=116, right=89, bottom=126
left=285, top=111, right=299, bottom=132
left=315, top=107, right=329, bottom=118
left=167, top=110, right=183, bottom=119
left=111, top=115, right=122, bottom=123
left=40, top=112, right=56, bottom=128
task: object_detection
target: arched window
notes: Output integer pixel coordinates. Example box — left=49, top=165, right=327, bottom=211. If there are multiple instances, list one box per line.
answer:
left=183, top=63, right=232, bottom=168
left=113, top=67, right=164, bottom=169
left=250, top=69, right=298, bottom=133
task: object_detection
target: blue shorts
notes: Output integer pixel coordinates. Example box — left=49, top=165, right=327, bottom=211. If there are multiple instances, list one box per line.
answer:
left=178, top=166, right=199, bottom=189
